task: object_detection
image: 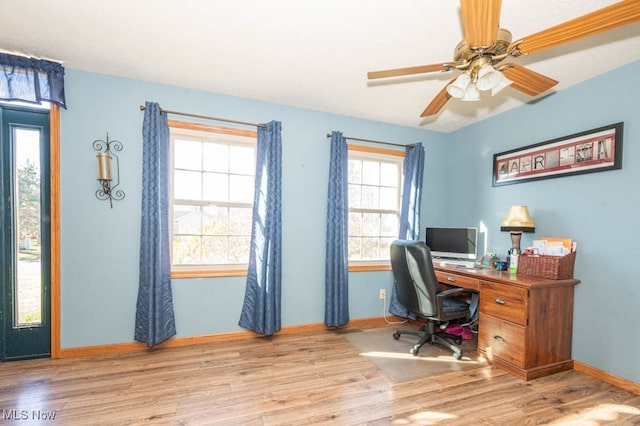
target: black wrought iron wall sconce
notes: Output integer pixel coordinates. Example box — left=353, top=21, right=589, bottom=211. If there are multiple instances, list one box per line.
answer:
left=93, top=133, right=125, bottom=208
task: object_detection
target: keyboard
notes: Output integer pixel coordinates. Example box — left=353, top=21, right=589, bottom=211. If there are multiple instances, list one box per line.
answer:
left=434, top=259, right=477, bottom=268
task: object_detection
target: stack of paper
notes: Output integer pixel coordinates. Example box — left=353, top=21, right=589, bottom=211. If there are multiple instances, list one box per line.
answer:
left=529, top=237, right=576, bottom=256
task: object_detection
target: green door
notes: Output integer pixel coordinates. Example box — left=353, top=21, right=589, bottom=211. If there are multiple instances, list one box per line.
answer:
left=0, top=105, right=51, bottom=361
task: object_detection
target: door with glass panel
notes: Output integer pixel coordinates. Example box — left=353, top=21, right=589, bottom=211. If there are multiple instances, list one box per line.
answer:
left=0, top=105, right=51, bottom=360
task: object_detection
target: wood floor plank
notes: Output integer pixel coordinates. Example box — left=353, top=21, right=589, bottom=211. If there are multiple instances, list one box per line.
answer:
left=0, top=324, right=638, bottom=425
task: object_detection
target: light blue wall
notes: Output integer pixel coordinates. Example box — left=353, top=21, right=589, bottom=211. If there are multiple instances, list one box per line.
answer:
left=59, top=60, right=640, bottom=384
left=446, top=60, right=640, bottom=383
left=59, top=70, right=448, bottom=348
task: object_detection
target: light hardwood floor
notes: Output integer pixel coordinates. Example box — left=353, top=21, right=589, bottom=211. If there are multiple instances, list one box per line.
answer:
left=1, top=325, right=639, bottom=425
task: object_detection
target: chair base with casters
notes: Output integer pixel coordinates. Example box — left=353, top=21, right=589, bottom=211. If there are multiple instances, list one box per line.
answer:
left=393, top=321, right=464, bottom=360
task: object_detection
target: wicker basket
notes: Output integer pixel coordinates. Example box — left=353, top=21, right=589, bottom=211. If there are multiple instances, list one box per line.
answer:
left=518, top=251, right=576, bottom=280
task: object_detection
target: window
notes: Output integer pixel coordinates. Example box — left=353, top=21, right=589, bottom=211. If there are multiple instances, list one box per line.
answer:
left=347, top=145, right=404, bottom=269
left=169, top=121, right=256, bottom=277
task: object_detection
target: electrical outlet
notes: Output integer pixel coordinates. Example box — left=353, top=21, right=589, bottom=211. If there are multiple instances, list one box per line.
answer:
left=379, top=289, right=386, bottom=300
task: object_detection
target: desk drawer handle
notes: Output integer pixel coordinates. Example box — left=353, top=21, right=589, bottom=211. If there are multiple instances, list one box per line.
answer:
left=495, top=298, right=506, bottom=305
left=447, top=277, right=455, bottom=282
left=494, top=335, right=506, bottom=343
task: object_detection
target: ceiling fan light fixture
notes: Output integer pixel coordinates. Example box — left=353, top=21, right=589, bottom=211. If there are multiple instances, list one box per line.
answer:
left=368, top=1, right=640, bottom=118
left=446, top=73, right=471, bottom=98
left=476, top=64, right=502, bottom=91
left=461, top=83, right=480, bottom=101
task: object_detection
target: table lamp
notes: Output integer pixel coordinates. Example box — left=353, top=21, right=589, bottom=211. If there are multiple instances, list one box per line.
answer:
left=500, top=205, right=535, bottom=255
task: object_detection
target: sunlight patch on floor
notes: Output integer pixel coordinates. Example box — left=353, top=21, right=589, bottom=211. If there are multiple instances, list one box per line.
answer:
left=549, top=403, right=640, bottom=425
left=391, top=410, right=457, bottom=425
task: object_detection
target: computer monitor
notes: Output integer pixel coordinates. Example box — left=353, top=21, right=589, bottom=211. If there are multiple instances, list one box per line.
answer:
left=425, top=227, right=478, bottom=260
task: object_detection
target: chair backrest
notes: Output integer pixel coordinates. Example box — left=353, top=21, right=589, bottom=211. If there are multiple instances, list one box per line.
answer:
left=390, top=239, right=442, bottom=317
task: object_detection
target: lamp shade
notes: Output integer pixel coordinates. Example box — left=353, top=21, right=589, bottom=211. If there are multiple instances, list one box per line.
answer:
left=490, top=72, right=512, bottom=95
left=500, top=205, right=535, bottom=232
left=476, top=64, right=502, bottom=91
left=446, top=73, right=471, bottom=99
left=96, top=152, right=113, bottom=181
left=461, top=83, right=480, bottom=101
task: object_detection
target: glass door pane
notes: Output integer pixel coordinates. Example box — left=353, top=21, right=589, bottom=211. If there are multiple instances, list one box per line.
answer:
left=1, top=105, right=50, bottom=361
left=14, top=128, right=42, bottom=326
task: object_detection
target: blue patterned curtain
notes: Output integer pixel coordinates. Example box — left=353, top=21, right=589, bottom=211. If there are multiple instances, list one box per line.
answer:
left=135, top=102, right=176, bottom=347
left=324, top=131, right=349, bottom=327
left=0, top=53, right=66, bottom=108
left=238, top=121, right=283, bottom=336
left=389, top=143, right=425, bottom=317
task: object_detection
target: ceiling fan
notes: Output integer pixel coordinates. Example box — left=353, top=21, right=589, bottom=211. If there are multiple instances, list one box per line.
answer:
left=367, top=0, right=640, bottom=118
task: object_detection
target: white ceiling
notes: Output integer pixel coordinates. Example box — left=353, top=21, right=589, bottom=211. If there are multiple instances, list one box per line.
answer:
left=2, top=0, right=639, bottom=132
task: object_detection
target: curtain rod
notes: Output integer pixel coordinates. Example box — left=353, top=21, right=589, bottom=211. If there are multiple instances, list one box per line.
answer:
left=326, top=133, right=414, bottom=150
left=139, top=105, right=266, bottom=128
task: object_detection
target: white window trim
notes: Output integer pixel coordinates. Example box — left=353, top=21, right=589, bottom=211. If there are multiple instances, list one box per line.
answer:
left=347, top=145, right=404, bottom=269
left=169, top=120, right=257, bottom=278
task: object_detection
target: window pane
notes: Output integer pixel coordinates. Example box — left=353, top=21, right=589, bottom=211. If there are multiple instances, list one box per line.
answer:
left=173, top=205, right=201, bottom=235
left=348, top=184, right=361, bottom=209
left=202, top=236, right=228, bottom=264
left=174, top=170, right=202, bottom=200
left=202, top=206, right=229, bottom=236
left=174, top=139, right=202, bottom=170
left=228, top=207, right=252, bottom=236
left=173, top=236, right=201, bottom=264
left=381, top=214, right=399, bottom=237
left=203, top=143, right=228, bottom=173
left=230, top=145, right=255, bottom=174
left=348, top=212, right=362, bottom=236
left=362, top=213, right=380, bottom=237
left=380, top=237, right=395, bottom=260
left=348, top=237, right=362, bottom=259
left=202, top=172, right=228, bottom=202
left=348, top=159, right=362, bottom=184
left=380, top=187, right=398, bottom=210
left=361, top=237, right=379, bottom=259
left=362, top=160, right=380, bottom=185
left=228, top=236, right=250, bottom=263
left=361, top=185, right=379, bottom=209
left=229, top=175, right=253, bottom=203
left=15, top=128, right=42, bottom=325
left=380, top=162, right=398, bottom=187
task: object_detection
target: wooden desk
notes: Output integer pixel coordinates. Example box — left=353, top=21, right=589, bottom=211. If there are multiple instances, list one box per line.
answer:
left=433, top=262, right=580, bottom=381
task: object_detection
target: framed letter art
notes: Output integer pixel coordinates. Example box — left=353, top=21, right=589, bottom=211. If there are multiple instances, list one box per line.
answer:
left=493, top=122, right=623, bottom=187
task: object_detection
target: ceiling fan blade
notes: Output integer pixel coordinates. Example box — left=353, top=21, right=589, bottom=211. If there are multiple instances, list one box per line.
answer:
left=367, top=62, right=455, bottom=80
left=420, top=78, right=456, bottom=117
left=460, top=0, right=502, bottom=49
left=510, top=1, right=640, bottom=56
left=500, top=63, right=558, bottom=96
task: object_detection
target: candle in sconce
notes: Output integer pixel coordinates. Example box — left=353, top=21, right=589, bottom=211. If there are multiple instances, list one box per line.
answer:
left=96, top=152, right=113, bottom=180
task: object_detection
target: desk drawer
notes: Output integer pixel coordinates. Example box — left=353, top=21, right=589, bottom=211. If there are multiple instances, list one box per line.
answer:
left=435, top=271, right=480, bottom=291
left=479, top=313, right=526, bottom=368
left=480, top=281, right=528, bottom=326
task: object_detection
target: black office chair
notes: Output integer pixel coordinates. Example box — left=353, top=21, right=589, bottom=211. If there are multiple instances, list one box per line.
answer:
left=390, top=239, right=478, bottom=360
